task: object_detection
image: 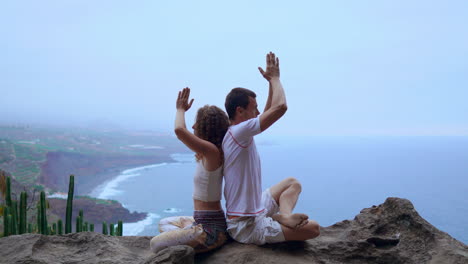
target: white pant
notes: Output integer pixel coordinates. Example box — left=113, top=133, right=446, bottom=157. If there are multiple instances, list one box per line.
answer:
left=227, top=188, right=285, bottom=245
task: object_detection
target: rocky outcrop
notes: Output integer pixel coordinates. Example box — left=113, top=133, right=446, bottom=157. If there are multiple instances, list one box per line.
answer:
left=196, top=197, right=468, bottom=264
left=0, top=233, right=193, bottom=264
left=1, top=198, right=466, bottom=264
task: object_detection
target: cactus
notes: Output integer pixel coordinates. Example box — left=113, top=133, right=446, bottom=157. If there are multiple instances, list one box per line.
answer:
left=5, top=176, right=12, bottom=207
left=109, top=223, right=114, bottom=236
left=6, top=214, right=12, bottom=236
left=18, top=192, right=25, bottom=234
left=10, top=200, right=18, bottom=235
left=76, top=216, right=81, bottom=232
left=65, top=175, right=74, bottom=234
left=3, top=206, right=10, bottom=236
left=3, top=176, right=12, bottom=237
left=84, top=221, right=88, bottom=232
left=19, top=192, right=27, bottom=234
left=28, top=223, right=33, bottom=233
left=36, top=202, right=41, bottom=234
left=57, top=219, right=63, bottom=235
left=102, top=222, right=108, bottom=235
left=2, top=206, right=8, bottom=236
left=77, top=209, right=84, bottom=232
left=79, top=209, right=84, bottom=227
left=52, top=223, right=57, bottom=235
left=40, top=191, right=47, bottom=235
left=117, top=221, right=123, bottom=236
left=90, top=223, right=94, bottom=232
left=1, top=177, right=14, bottom=235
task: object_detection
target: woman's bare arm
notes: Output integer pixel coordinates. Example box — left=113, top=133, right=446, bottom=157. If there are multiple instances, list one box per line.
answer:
left=174, top=87, right=219, bottom=157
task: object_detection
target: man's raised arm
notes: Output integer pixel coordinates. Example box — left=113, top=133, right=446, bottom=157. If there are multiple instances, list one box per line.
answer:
left=258, top=52, right=287, bottom=132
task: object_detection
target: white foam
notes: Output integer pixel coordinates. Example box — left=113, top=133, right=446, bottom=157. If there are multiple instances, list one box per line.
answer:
left=123, top=213, right=161, bottom=236
left=47, top=192, right=68, bottom=199
left=127, top=144, right=164, bottom=149
left=163, top=208, right=182, bottom=213
left=97, top=173, right=139, bottom=199
left=170, top=153, right=195, bottom=163
left=95, top=163, right=167, bottom=200
left=122, top=163, right=167, bottom=175
left=87, top=156, right=193, bottom=236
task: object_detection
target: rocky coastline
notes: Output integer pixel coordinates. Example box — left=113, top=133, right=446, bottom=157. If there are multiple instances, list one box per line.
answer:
left=1, top=151, right=175, bottom=234
left=39, top=150, right=173, bottom=195
left=37, top=151, right=176, bottom=231
left=1, top=197, right=467, bottom=264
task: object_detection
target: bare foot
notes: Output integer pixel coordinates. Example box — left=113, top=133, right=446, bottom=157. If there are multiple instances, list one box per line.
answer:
left=180, top=217, right=194, bottom=228
left=272, top=213, right=309, bottom=229
left=296, top=219, right=309, bottom=229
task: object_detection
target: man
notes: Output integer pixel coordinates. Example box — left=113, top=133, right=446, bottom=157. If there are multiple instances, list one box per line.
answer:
left=222, top=52, right=320, bottom=245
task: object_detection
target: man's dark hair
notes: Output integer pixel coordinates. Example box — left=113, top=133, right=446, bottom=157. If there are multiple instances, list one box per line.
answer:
left=225, top=87, right=257, bottom=120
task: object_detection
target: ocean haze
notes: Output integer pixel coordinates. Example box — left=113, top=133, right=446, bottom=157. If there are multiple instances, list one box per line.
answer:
left=1, top=1, right=468, bottom=136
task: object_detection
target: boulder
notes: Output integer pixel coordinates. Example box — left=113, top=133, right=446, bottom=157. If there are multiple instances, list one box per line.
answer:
left=196, top=197, right=468, bottom=264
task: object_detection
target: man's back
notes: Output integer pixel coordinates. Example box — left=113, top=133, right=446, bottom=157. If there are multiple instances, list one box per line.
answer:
left=222, top=117, right=263, bottom=217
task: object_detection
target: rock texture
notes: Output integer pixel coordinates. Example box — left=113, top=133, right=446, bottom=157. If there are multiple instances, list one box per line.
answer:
left=196, top=197, right=468, bottom=264
left=1, top=198, right=467, bottom=264
left=0, top=232, right=193, bottom=264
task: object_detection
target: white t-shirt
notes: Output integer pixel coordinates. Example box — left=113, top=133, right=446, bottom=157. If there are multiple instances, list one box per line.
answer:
left=222, top=117, right=263, bottom=216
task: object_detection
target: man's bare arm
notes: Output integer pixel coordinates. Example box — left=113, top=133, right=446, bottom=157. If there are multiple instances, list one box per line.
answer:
left=258, top=52, right=287, bottom=132
left=263, top=82, right=273, bottom=112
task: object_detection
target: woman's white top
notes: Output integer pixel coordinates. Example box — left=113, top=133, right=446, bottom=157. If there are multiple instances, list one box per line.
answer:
left=193, top=161, right=223, bottom=202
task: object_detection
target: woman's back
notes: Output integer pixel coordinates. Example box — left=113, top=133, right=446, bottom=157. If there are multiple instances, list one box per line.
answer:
left=193, top=159, right=223, bottom=210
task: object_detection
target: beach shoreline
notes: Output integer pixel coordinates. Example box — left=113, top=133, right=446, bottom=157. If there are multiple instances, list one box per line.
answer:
left=86, top=153, right=194, bottom=235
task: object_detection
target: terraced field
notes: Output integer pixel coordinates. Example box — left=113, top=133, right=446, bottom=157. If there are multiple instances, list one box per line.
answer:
left=0, top=140, right=49, bottom=184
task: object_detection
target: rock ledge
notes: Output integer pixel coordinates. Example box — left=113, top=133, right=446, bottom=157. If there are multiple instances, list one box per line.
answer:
left=1, top=198, right=467, bottom=264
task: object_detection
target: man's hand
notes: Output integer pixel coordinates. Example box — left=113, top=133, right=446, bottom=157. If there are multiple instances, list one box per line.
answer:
left=176, top=87, right=194, bottom=111
left=258, top=52, right=280, bottom=81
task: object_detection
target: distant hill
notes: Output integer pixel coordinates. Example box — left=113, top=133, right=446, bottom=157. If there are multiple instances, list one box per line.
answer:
left=0, top=125, right=186, bottom=193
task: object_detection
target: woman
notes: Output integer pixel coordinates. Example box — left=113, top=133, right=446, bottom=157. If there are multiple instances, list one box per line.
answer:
left=150, top=87, right=230, bottom=254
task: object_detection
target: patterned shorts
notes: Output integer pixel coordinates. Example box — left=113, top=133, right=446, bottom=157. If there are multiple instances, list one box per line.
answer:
left=151, top=210, right=227, bottom=253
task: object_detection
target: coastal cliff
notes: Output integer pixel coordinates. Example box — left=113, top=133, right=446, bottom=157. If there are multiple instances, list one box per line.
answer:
left=1, top=198, right=467, bottom=264
left=0, top=126, right=185, bottom=235
left=0, top=169, right=147, bottom=233
left=39, top=151, right=171, bottom=195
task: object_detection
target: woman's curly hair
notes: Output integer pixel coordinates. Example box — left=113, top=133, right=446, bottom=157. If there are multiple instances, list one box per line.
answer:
left=194, top=105, right=230, bottom=162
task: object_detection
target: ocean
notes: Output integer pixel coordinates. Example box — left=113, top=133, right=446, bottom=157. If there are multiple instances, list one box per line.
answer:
left=90, top=136, right=468, bottom=244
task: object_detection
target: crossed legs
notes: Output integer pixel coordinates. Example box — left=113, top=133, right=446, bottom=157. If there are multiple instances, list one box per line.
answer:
left=269, top=177, right=320, bottom=241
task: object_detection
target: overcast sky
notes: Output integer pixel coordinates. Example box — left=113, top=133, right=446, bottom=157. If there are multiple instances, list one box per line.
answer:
left=1, top=1, right=467, bottom=136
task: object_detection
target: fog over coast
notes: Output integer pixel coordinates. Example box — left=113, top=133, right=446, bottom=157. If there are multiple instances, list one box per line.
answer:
left=1, top=1, right=467, bottom=137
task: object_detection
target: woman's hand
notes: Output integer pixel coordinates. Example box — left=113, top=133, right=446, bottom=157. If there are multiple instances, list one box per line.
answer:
left=176, top=87, right=195, bottom=111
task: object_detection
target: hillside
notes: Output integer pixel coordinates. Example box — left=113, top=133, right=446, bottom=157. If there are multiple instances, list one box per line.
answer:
left=0, top=124, right=187, bottom=233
